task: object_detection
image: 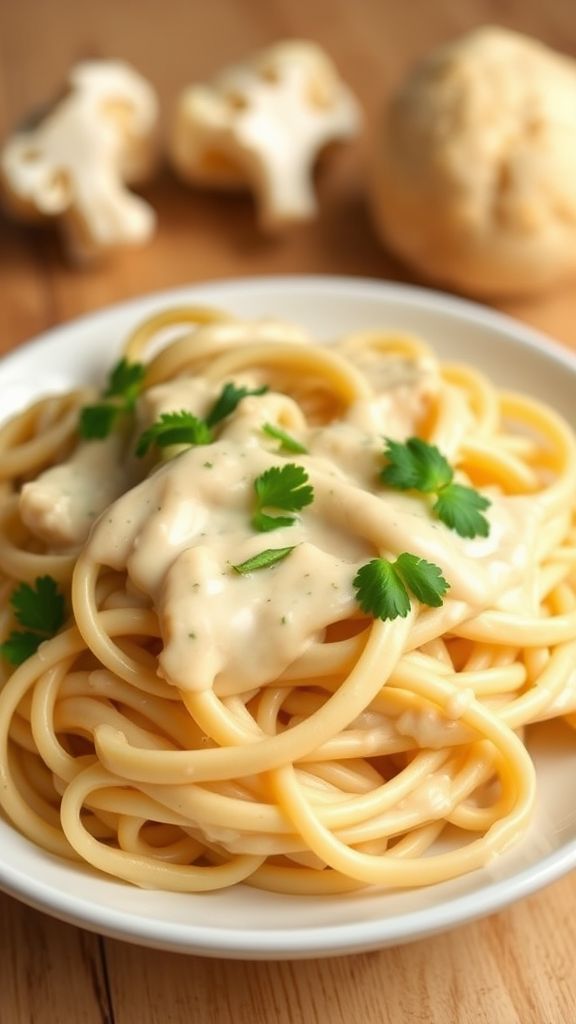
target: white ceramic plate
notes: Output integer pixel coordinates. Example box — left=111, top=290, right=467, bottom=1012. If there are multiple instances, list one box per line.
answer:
left=0, top=277, right=575, bottom=960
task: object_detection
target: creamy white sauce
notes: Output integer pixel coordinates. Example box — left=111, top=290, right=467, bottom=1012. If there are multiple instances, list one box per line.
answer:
left=136, top=377, right=218, bottom=426
left=20, top=434, right=128, bottom=548
left=396, top=708, right=466, bottom=748
left=445, top=688, right=475, bottom=720
left=86, top=423, right=537, bottom=694
left=87, top=439, right=370, bottom=692
left=21, top=337, right=540, bottom=697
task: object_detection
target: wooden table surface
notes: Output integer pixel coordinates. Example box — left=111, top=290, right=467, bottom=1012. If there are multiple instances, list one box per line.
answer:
left=1, top=1, right=575, bottom=1021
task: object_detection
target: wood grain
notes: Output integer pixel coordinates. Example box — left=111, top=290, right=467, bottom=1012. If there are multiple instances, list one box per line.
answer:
left=0, top=893, right=112, bottom=1024
left=102, top=870, right=576, bottom=1024
left=0, top=1, right=575, bottom=1022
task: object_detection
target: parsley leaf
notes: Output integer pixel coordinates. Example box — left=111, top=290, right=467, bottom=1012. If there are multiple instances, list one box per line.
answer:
left=103, top=358, right=146, bottom=410
left=206, top=383, right=268, bottom=428
left=353, top=553, right=449, bottom=621
left=232, top=546, right=295, bottom=574
left=252, top=464, right=314, bottom=532
left=262, top=423, right=308, bottom=454
left=0, top=631, right=43, bottom=666
left=79, top=357, right=145, bottom=440
left=394, top=553, right=449, bottom=607
left=136, top=411, right=213, bottom=457
left=135, top=381, right=270, bottom=458
left=380, top=436, right=491, bottom=539
left=79, top=403, right=121, bottom=440
left=12, top=576, right=65, bottom=634
left=381, top=437, right=453, bottom=493
left=254, top=464, right=313, bottom=511
left=0, top=576, right=66, bottom=666
left=253, top=512, right=298, bottom=533
left=433, top=484, right=491, bottom=539
left=353, top=559, right=411, bottom=621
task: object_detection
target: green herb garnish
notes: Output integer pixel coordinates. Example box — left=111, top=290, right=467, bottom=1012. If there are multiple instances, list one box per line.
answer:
left=433, top=484, right=492, bottom=540
left=206, top=383, right=268, bottom=428
left=136, top=411, right=213, bottom=457
left=103, top=358, right=146, bottom=409
left=79, top=404, right=121, bottom=440
left=79, top=357, right=145, bottom=440
left=0, top=576, right=66, bottom=665
left=252, top=464, right=314, bottom=532
left=353, top=554, right=449, bottom=621
left=232, top=546, right=295, bottom=574
left=262, top=423, right=308, bottom=454
left=381, top=437, right=490, bottom=539
left=135, top=381, right=269, bottom=458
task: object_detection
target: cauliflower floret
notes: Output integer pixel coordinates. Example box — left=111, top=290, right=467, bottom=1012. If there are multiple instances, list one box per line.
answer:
left=0, top=61, right=158, bottom=263
left=171, top=40, right=361, bottom=230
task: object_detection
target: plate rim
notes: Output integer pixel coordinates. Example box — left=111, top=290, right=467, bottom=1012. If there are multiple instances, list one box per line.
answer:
left=1, top=273, right=575, bottom=958
left=3, top=831, right=576, bottom=958
left=2, top=273, right=576, bottom=375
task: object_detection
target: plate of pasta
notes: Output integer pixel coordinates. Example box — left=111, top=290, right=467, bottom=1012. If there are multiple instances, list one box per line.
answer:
left=0, top=275, right=574, bottom=959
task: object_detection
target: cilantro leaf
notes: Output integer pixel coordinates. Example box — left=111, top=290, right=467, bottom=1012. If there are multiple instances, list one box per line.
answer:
left=79, top=403, right=121, bottom=440
left=381, top=437, right=453, bottom=493
left=353, top=553, right=449, bottom=620
left=254, top=464, right=313, bottom=511
left=262, top=423, right=308, bottom=454
left=232, top=546, right=295, bottom=574
left=103, top=358, right=146, bottom=410
left=136, top=411, right=213, bottom=458
left=136, top=383, right=269, bottom=457
left=252, top=512, right=298, bottom=533
left=0, top=631, right=43, bottom=666
left=353, top=559, right=411, bottom=621
left=12, top=576, right=65, bottom=634
left=394, top=553, right=450, bottom=607
left=79, top=357, right=145, bottom=440
left=0, top=576, right=66, bottom=666
left=206, top=383, right=268, bottom=429
left=380, top=436, right=491, bottom=539
left=433, top=484, right=491, bottom=539
left=252, top=464, right=314, bottom=532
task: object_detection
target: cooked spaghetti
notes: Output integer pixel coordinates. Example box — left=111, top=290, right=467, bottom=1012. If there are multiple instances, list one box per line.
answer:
left=0, top=306, right=574, bottom=895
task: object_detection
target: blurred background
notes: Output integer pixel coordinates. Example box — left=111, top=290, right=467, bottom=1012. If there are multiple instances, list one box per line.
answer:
left=1, top=0, right=575, bottom=349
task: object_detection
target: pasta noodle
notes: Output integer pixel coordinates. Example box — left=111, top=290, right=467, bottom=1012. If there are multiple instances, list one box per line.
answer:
left=0, top=306, right=574, bottom=896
